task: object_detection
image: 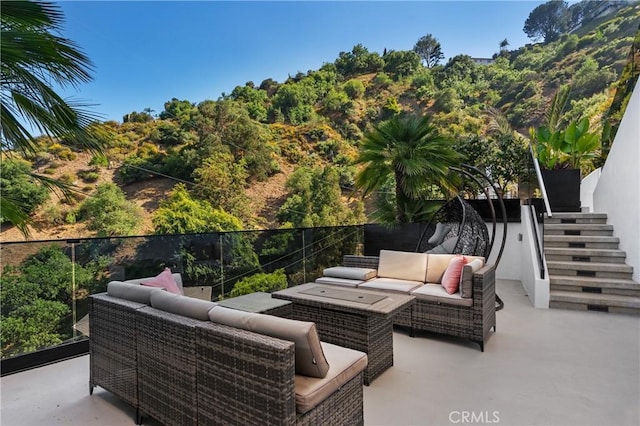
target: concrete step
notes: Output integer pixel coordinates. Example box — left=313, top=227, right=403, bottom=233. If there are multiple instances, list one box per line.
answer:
left=550, top=291, right=640, bottom=316
left=544, top=223, right=613, bottom=236
left=549, top=275, right=640, bottom=297
left=544, top=247, right=626, bottom=264
left=545, top=212, right=608, bottom=224
left=547, top=260, right=634, bottom=280
left=543, top=235, right=620, bottom=249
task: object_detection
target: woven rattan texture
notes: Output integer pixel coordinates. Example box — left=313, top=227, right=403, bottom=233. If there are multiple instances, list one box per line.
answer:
left=297, top=373, right=364, bottom=426
left=89, top=294, right=146, bottom=409
left=343, top=255, right=496, bottom=350
left=136, top=307, right=201, bottom=426
left=196, top=321, right=297, bottom=425
left=262, top=303, right=293, bottom=318
left=91, top=293, right=366, bottom=425
left=289, top=304, right=392, bottom=385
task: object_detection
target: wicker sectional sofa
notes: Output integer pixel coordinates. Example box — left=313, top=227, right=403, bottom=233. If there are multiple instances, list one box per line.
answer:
left=89, top=277, right=368, bottom=426
left=316, top=250, right=497, bottom=351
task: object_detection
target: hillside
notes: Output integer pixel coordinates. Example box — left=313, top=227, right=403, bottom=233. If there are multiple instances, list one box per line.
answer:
left=2, top=2, right=639, bottom=242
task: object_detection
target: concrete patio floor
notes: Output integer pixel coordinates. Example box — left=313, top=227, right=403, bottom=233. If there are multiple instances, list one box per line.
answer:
left=2, top=279, right=639, bottom=426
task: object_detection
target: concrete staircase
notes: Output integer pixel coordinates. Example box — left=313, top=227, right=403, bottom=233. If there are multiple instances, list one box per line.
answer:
left=544, top=212, right=640, bottom=315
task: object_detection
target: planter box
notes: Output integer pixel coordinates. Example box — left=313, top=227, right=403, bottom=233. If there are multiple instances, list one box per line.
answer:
left=541, top=169, right=581, bottom=212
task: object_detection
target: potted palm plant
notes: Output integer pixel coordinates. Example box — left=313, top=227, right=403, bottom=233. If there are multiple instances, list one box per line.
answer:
left=530, top=117, right=600, bottom=212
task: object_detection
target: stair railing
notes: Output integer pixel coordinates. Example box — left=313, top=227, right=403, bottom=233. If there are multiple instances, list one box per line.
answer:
left=530, top=145, right=553, bottom=218
left=528, top=204, right=546, bottom=280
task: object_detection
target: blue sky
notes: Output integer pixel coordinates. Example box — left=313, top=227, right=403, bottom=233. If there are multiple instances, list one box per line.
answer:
left=57, top=1, right=546, bottom=122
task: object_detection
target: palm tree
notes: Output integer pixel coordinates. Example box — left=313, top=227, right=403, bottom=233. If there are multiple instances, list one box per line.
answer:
left=355, top=114, right=461, bottom=223
left=1, top=0, right=105, bottom=234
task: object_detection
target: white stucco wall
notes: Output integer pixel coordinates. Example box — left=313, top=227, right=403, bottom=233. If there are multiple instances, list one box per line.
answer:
left=488, top=215, right=549, bottom=308
left=593, top=79, right=640, bottom=281
left=520, top=206, right=550, bottom=308
left=580, top=168, right=601, bottom=213
left=488, top=222, right=522, bottom=281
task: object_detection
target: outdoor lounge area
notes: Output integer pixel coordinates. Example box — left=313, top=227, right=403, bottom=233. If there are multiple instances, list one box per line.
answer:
left=2, top=279, right=639, bottom=426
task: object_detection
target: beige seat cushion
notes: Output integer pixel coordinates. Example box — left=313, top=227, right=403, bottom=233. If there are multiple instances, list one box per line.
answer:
left=315, top=277, right=363, bottom=287
left=295, top=342, right=368, bottom=414
left=323, top=266, right=377, bottom=281
left=358, top=278, right=422, bottom=293
left=410, top=283, right=472, bottom=307
left=378, top=250, right=428, bottom=282
left=209, top=306, right=330, bottom=378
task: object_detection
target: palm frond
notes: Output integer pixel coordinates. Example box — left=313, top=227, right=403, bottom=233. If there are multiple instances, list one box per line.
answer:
left=545, top=85, right=571, bottom=132
left=0, top=1, right=105, bottom=236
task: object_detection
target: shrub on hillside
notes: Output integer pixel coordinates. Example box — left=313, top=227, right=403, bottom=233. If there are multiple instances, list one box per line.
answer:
left=343, top=79, right=365, bottom=99
left=77, top=169, right=99, bottom=183
left=372, top=72, right=393, bottom=88
left=77, top=183, right=142, bottom=236
left=228, top=269, right=288, bottom=298
left=89, top=154, right=109, bottom=168
left=0, top=159, right=49, bottom=223
left=152, top=184, right=243, bottom=234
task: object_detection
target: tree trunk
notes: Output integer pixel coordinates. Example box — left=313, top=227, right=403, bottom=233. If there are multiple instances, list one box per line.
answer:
left=394, top=170, right=409, bottom=223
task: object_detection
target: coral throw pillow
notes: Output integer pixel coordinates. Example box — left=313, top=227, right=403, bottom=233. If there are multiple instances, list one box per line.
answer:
left=441, top=255, right=467, bottom=294
left=141, top=268, right=182, bottom=295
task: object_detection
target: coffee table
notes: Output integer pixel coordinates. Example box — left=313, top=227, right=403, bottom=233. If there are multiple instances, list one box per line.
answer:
left=217, top=292, right=292, bottom=317
left=272, top=283, right=415, bottom=385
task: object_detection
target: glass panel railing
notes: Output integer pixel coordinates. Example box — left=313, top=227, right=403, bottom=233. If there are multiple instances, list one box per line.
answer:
left=0, top=239, right=102, bottom=360
left=0, top=225, right=365, bottom=362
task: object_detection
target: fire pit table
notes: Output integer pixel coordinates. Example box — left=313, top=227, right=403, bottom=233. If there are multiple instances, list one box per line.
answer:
left=272, top=283, right=415, bottom=385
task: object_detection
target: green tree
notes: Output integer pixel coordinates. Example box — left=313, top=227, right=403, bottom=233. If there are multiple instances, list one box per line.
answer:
left=123, top=110, right=153, bottom=123
left=323, top=89, right=352, bottom=114
left=193, top=150, right=250, bottom=221
left=383, top=50, right=422, bottom=77
left=413, top=34, right=444, bottom=68
left=499, top=38, right=510, bottom=52
left=571, top=57, right=617, bottom=99
left=343, top=79, right=365, bottom=99
left=152, top=121, right=193, bottom=146
left=152, top=184, right=243, bottom=234
left=334, top=44, right=384, bottom=76
left=1, top=300, right=69, bottom=356
left=228, top=83, right=269, bottom=122
left=159, top=98, right=197, bottom=127
left=271, top=82, right=318, bottom=124
left=440, top=54, right=478, bottom=85
left=194, top=99, right=274, bottom=180
left=523, top=0, right=569, bottom=43
left=77, top=183, right=142, bottom=236
left=277, top=166, right=364, bottom=228
left=1, top=0, right=105, bottom=233
left=355, top=114, right=461, bottom=223
left=0, top=158, right=49, bottom=222
left=1, top=244, right=110, bottom=357
left=433, top=88, right=462, bottom=113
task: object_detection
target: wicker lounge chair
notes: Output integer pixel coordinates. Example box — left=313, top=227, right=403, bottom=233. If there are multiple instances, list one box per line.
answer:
left=340, top=254, right=496, bottom=351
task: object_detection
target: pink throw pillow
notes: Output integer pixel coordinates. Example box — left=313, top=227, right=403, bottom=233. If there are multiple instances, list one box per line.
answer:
left=441, top=255, right=467, bottom=294
left=141, top=268, right=182, bottom=295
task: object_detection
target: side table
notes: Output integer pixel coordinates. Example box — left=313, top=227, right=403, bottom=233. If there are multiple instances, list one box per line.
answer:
left=216, top=292, right=292, bottom=317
